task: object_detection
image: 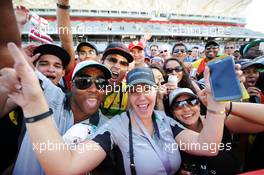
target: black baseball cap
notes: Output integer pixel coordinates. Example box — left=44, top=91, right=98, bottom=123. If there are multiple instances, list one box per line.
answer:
left=205, top=41, right=219, bottom=48
left=76, top=42, right=98, bottom=55
left=33, top=44, right=70, bottom=69
left=103, top=42, right=133, bottom=63
left=126, top=67, right=156, bottom=89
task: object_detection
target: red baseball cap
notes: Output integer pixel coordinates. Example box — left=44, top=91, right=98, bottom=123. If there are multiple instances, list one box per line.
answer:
left=128, top=40, right=144, bottom=51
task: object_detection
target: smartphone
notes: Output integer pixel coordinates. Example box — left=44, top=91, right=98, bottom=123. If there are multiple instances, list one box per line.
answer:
left=207, top=57, right=242, bottom=101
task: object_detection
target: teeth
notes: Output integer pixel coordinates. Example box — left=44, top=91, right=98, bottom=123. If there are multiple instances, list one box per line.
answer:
left=139, top=104, right=147, bottom=107
left=85, top=99, right=98, bottom=108
left=183, top=114, right=193, bottom=118
left=112, top=71, right=119, bottom=76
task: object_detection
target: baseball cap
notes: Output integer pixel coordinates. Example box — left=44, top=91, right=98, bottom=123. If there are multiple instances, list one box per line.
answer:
left=239, top=39, right=264, bottom=58
left=205, top=41, right=219, bottom=48
left=241, top=59, right=264, bottom=70
left=76, top=42, right=98, bottom=55
left=72, top=60, right=112, bottom=80
left=103, top=42, right=133, bottom=63
left=128, top=40, right=144, bottom=51
left=33, top=44, right=70, bottom=69
left=169, top=88, right=198, bottom=106
left=126, top=67, right=157, bottom=89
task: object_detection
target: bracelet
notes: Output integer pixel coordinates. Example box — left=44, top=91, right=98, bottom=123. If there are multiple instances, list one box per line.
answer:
left=225, top=102, right=232, bottom=117
left=56, top=3, right=70, bottom=10
left=206, top=108, right=225, bottom=115
left=25, top=108, right=53, bottom=123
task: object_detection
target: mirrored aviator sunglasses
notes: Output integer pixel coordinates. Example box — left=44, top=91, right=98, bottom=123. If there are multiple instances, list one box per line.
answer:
left=73, top=77, right=108, bottom=90
left=173, top=98, right=199, bottom=108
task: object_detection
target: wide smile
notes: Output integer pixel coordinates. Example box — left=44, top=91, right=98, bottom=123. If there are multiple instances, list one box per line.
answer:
left=136, top=103, right=149, bottom=113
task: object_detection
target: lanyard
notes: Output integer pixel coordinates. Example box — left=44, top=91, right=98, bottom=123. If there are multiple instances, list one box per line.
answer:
left=127, top=109, right=172, bottom=175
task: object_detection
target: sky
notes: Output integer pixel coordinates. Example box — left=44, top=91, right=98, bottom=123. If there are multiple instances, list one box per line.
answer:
left=245, top=0, right=264, bottom=33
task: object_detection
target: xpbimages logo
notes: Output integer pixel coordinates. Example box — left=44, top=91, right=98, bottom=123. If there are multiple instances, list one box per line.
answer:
left=101, top=83, right=166, bottom=95
left=32, top=140, right=100, bottom=154
left=163, top=141, right=232, bottom=154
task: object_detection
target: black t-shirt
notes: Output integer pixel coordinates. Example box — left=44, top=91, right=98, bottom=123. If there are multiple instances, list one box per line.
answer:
left=179, top=126, right=241, bottom=175
left=0, top=107, right=23, bottom=173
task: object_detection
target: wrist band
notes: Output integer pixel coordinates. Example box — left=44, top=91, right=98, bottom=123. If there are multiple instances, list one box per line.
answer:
left=25, top=108, right=53, bottom=123
left=226, top=102, right=232, bottom=117
left=207, top=108, right=225, bottom=115
left=56, top=3, right=70, bottom=10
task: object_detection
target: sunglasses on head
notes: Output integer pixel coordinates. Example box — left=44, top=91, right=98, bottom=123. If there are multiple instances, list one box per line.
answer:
left=173, top=98, right=199, bottom=109
left=73, top=76, right=108, bottom=90
left=173, top=49, right=186, bottom=53
left=106, top=57, right=129, bottom=67
left=166, top=66, right=183, bottom=74
left=206, top=46, right=219, bottom=50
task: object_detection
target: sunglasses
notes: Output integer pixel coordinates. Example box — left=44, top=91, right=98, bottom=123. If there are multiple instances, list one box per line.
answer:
left=173, top=98, right=199, bottom=109
left=173, top=49, right=186, bottom=53
left=106, top=57, right=129, bottom=67
left=73, top=77, right=108, bottom=90
left=206, top=46, right=219, bottom=50
left=225, top=46, right=235, bottom=49
left=166, top=66, right=183, bottom=74
left=160, top=50, right=168, bottom=54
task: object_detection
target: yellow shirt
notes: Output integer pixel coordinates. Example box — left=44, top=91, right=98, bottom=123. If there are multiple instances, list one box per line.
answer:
left=101, top=82, right=128, bottom=118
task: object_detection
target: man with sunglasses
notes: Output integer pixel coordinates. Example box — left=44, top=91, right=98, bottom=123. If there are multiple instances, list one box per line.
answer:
left=159, top=44, right=171, bottom=60
left=100, top=42, right=134, bottom=118
left=150, top=44, right=159, bottom=58
left=8, top=60, right=113, bottom=175
left=224, top=41, right=236, bottom=57
left=192, top=41, right=227, bottom=80
left=172, top=42, right=188, bottom=62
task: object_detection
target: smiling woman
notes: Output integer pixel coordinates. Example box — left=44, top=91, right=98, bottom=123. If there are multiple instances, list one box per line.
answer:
left=169, top=87, right=264, bottom=174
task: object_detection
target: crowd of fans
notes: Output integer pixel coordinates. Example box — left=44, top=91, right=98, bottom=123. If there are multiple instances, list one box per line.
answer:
left=1, top=1, right=264, bottom=175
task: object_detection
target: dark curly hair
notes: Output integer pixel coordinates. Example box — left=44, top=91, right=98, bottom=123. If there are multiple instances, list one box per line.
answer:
left=163, top=58, right=196, bottom=92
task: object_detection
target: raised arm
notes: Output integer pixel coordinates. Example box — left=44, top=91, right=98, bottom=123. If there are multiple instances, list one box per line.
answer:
left=0, top=0, right=21, bottom=69
left=224, top=102, right=264, bottom=133
left=6, top=43, right=106, bottom=174
left=57, top=0, right=76, bottom=74
left=176, top=67, right=226, bottom=156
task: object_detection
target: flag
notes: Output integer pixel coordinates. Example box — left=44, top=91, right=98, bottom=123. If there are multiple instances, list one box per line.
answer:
left=28, top=12, right=53, bottom=44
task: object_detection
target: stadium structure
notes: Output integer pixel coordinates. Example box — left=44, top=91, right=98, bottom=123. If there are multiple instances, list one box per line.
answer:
left=14, top=0, right=264, bottom=51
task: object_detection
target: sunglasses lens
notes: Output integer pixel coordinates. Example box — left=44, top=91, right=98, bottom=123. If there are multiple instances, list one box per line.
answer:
left=108, top=57, right=118, bottom=63
left=175, top=66, right=183, bottom=72
left=188, top=99, right=199, bottom=106
left=74, top=77, right=92, bottom=90
left=95, top=78, right=108, bottom=90
left=166, top=68, right=173, bottom=73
